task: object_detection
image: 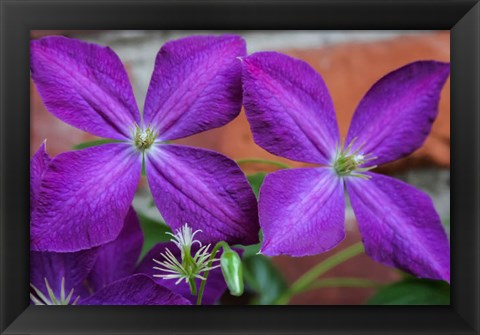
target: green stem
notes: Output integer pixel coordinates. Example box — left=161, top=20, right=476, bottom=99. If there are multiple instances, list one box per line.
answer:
left=236, top=158, right=290, bottom=169
left=183, top=249, right=198, bottom=296
left=296, top=277, right=382, bottom=294
left=188, top=277, right=197, bottom=296
left=275, top=242, right=365, bottom=305
left=292, top=242, right=365, bottom=292
left=196, top=241, right=229, bottom=305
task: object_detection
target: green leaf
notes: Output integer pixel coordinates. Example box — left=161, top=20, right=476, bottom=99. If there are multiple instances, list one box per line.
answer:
left=247, top=172, right=266, bottom=198
left=442, top=217, right=450, bottom=239
left=367, top=278, right=450, bottom=305
left=241, top=242, right=261, bottom=258
left=73, top=139, right=118, bottom=150
left=242, top=254, right=288, bottom=305
left=137, top=212, right=172, bottom=258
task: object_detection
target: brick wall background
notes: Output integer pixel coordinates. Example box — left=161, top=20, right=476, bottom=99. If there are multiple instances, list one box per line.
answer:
left=31, top=30, right=450, bottom=304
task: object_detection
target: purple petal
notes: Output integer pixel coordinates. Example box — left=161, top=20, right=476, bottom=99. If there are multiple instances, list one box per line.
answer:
left=31, top=141, right=51, bottom=211
left=143, top=35, right=246, bottom=141
left=145, top=144, right=259, bottom=246
left=31, top=143, right=142, bottom=252
left=242, top=52, right=339, bottom=164
left=80, top=274, right=191, bottom=305
left=87, top=207, right=143, bottom=291
left=136, top=242, right=227, bottom=305
left=259, top=167, right=345, bottom=256
left=346, top=61, right=450, bottom=166
left=346, top=172, right=450, bottom=282
left=30, top=248, right=98, bottom=300
left=31, top=36, right=140, bottom=140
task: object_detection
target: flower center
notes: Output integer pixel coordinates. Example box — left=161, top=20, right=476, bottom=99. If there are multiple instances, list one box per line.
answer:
left=332, top=139, right=377, bottom=179
left=134, top=125, right=157, bottom=151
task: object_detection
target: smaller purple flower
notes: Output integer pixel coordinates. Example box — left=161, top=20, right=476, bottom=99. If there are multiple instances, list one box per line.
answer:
left=30, top=35, right=259, bottom=253
left=242, top=52, right=450, bottom=282
left=30, top=144, right=226, bottom=305
left=30, top=208, right=191, bottom=305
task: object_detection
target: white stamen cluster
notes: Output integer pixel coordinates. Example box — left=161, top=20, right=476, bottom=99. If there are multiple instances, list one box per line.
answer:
left=153, top=224, right=220, bottom=285
left=30, top=277, right=80, bottom=305
left=165, top=224, right=201, bottom=258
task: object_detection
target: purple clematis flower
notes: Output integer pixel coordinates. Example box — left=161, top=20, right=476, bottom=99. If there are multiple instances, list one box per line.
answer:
left=31, top=143, right=228, bottom=305
left=242, top=52, right=450, bottom=282
left=30, top=35, right=259, bottom=253
left=30, top=211, right=191, bottom=305
left=31, top=144, right=189, bottom=305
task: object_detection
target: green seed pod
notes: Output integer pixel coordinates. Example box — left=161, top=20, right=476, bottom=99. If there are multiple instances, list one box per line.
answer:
left=220, top=247, right=244, bottom=296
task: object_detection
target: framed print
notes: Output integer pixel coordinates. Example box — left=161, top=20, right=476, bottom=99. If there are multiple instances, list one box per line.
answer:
left=1, top=0, right=479, bottom=334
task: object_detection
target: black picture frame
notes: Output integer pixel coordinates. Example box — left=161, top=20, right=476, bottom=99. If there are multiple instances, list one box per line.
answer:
left=1, top=0, right=479, bottom=334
